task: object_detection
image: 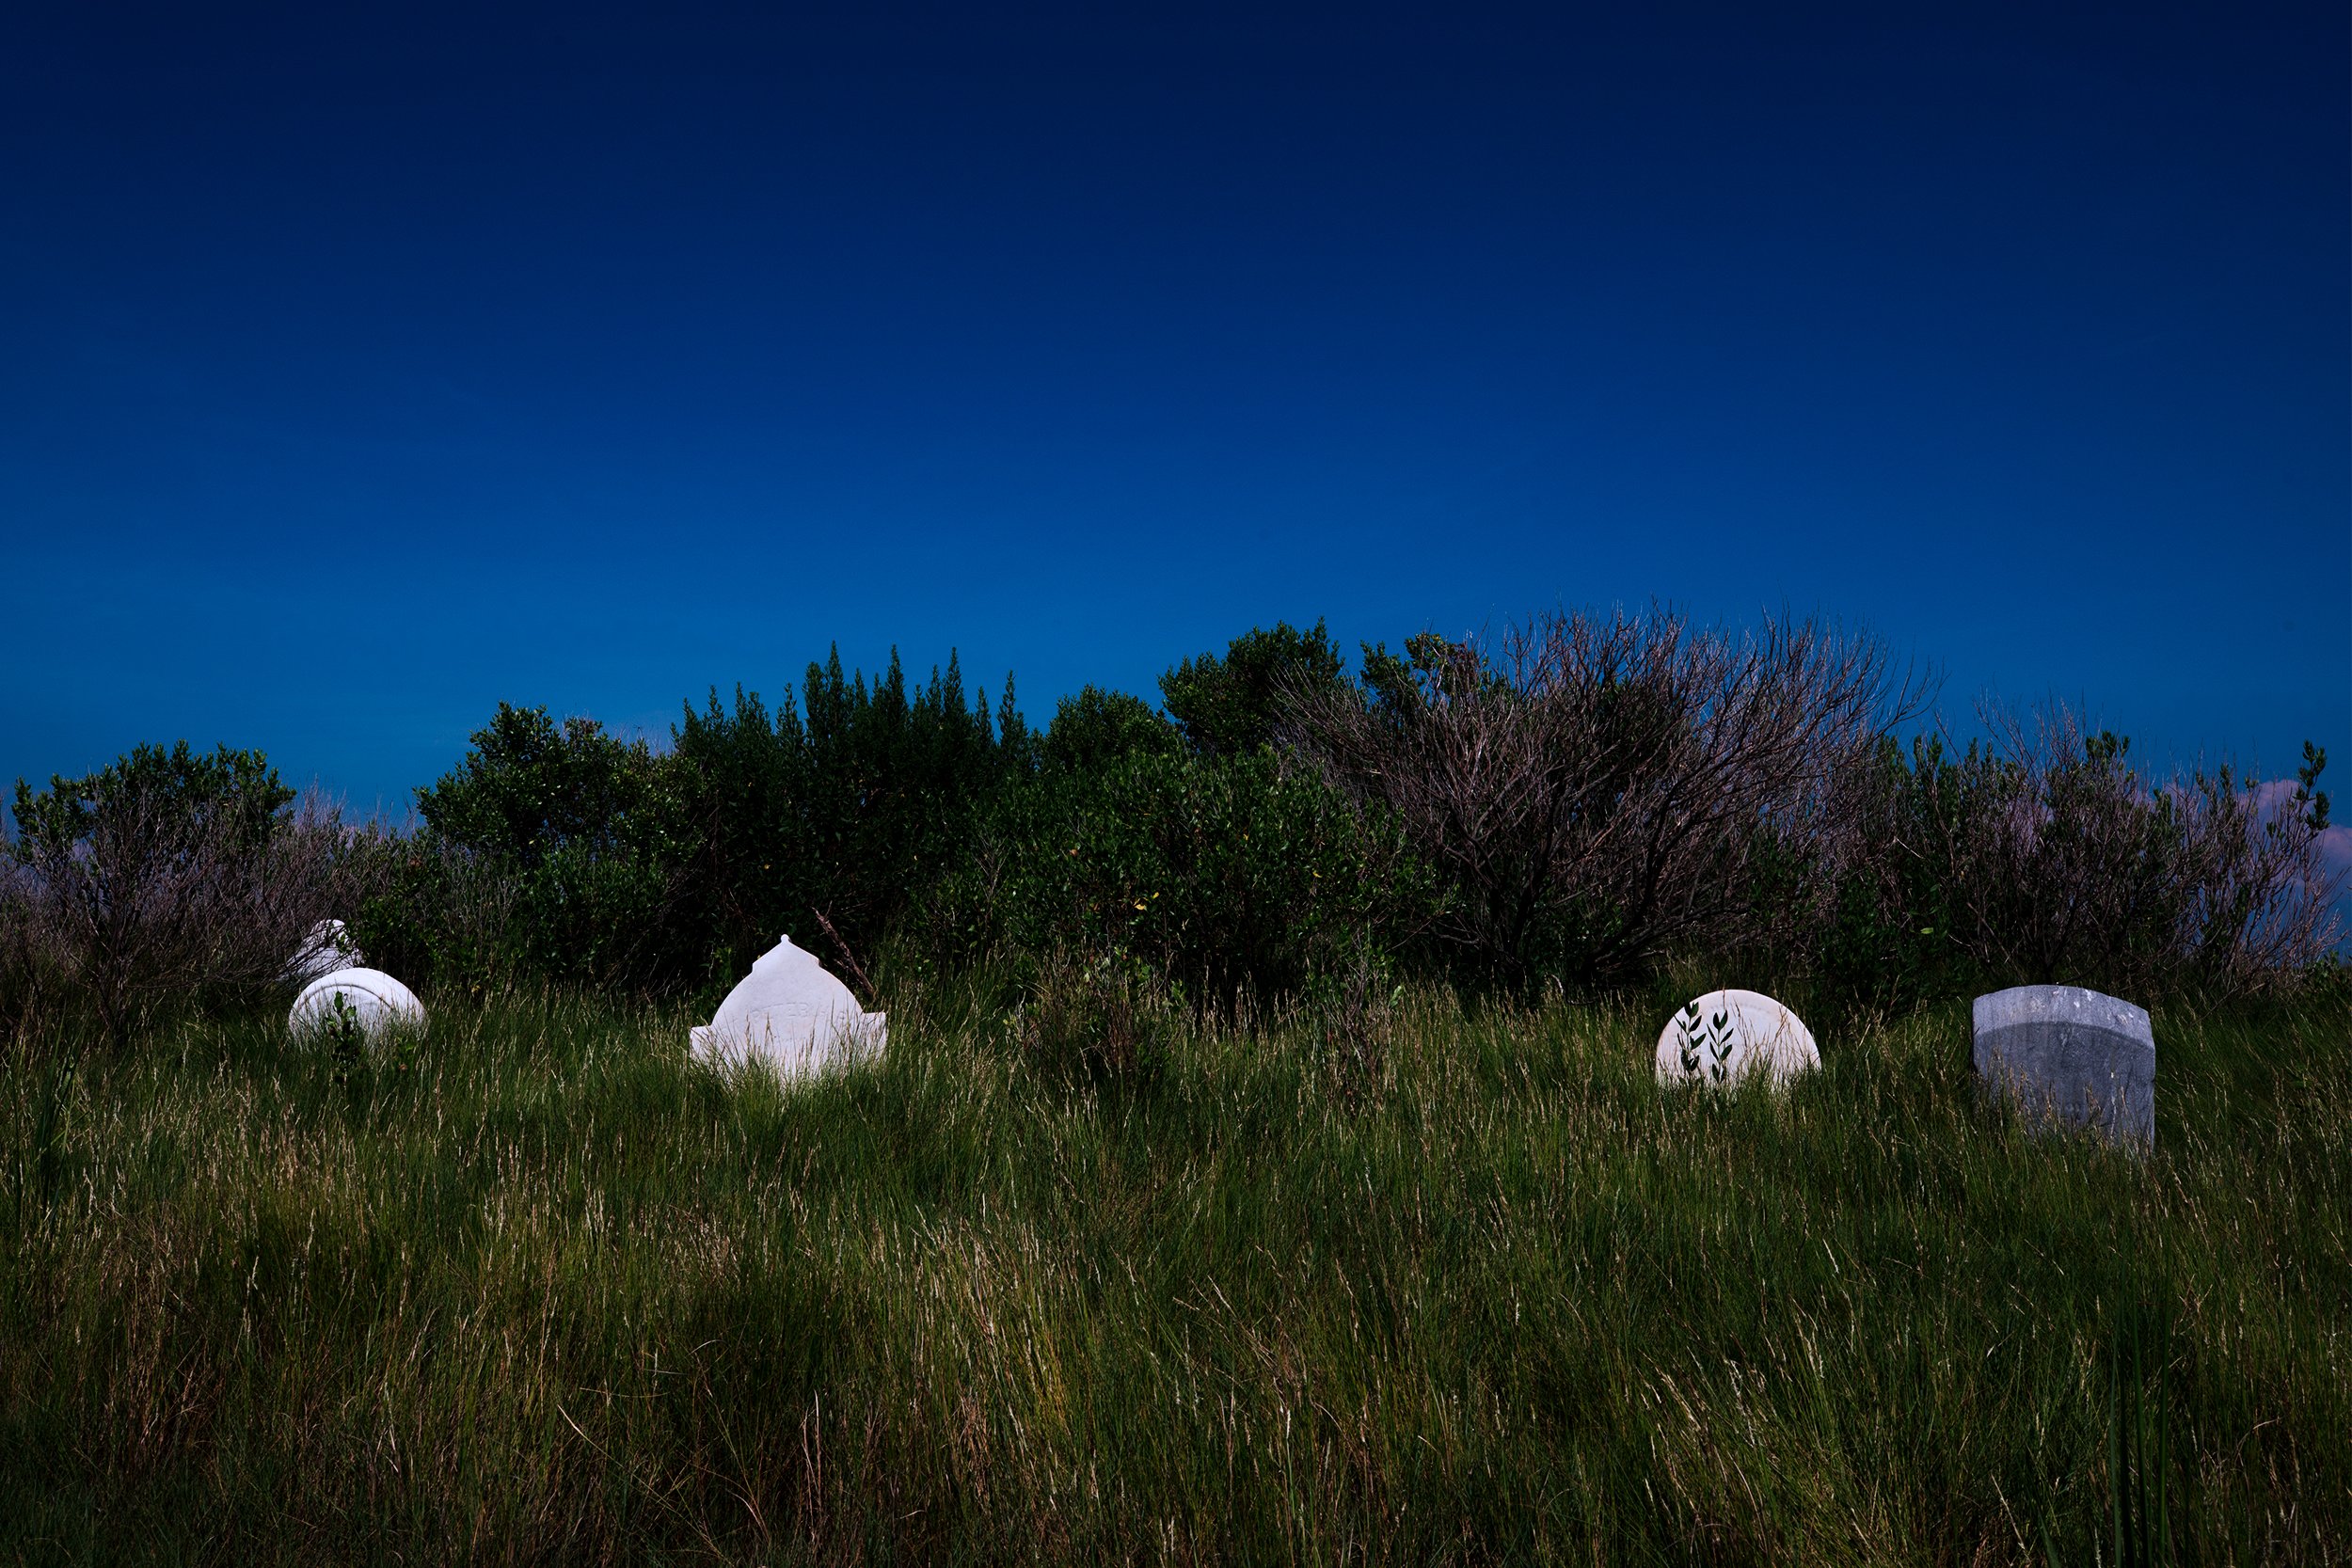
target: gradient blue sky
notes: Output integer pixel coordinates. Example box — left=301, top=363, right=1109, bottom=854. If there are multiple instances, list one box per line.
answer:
left=3, top=1, right=2344, bottom=817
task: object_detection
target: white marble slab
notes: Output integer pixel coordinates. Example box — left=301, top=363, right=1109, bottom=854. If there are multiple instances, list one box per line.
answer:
left=691, top=935, right=887, bottom=1078
left=290, top=966, right=426, bottom=1042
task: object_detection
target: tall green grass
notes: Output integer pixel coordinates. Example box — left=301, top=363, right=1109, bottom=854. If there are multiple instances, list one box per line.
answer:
left=0, top=981, right=2344, bottom=1563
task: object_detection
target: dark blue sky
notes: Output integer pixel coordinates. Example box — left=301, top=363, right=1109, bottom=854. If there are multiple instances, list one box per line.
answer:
left=4, top=2, right=2344, bottom=816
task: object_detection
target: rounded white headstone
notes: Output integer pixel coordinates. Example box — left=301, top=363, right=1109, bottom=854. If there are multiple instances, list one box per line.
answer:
left=1655, top=989, right=1819, bottom=1086
left=691, top=935, right=887, bottom=1078
left=290, top=967, right=426, bottom=1043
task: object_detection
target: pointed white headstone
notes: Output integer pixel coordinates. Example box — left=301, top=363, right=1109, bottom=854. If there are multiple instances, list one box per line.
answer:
left=1655, top=989, right=1820, bottom=1086
left=691, top=935, right=887, bottom=1078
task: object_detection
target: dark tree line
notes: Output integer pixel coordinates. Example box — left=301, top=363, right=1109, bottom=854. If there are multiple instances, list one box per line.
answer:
left=5, top=612, right=2341, bottom=1047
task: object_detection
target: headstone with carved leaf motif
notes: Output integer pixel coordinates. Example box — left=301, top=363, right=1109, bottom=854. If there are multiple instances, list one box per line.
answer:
left=1654, top=989, right=1820, bottom=1087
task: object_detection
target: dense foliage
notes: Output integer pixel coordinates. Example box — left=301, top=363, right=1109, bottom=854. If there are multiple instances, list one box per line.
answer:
left=1157, top=618, right=1347, bottom=759
left=933, top=746, right=1433, bottom=1008
left=9, top=740, right=294, bottom=862
left=346, top=626, right=1432, bottom=1010
left=4, top=611, right=2342, bottom=1046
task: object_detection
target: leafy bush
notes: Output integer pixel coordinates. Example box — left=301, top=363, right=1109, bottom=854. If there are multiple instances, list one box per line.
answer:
left=343, top=834, right=523, bottom=992
left=372, top=652, right=1025, bottom=996
left=380, top=705, right=683, bottom=989
left=1038, top=686, right=1179, bottom=776
left=1823, top=709, right=2344, bottom=1003
left=938, top=747, right=1435, bottom=1008
left=1159, top=619, right=1347, bottom=759
left=667, top=650, right=1021, bottom=988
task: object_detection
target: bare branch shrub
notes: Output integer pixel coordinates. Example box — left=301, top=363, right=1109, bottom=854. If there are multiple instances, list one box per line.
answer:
left=1290, top=607, right=1924, bottom=987
left=3, top=784, right=375, bottom=1049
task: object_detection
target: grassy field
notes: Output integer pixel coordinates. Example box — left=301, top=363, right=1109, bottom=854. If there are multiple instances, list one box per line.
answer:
left=0, top=977, right=2345, bottom=1565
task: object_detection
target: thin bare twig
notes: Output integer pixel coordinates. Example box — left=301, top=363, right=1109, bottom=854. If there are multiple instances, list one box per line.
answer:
left=810, top=905, right=877, bottom=1005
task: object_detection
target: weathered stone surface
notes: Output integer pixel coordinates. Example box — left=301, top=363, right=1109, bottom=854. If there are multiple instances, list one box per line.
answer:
left=1972, top=985, right=2153, bottom=1146
left=290, top=967, right=426, bottom=1042
left=285, top=919, right=363, bottom=984
left=690, top=935, right=887, bottom=1078
left=1654, top=989, right=1820, bottom=1086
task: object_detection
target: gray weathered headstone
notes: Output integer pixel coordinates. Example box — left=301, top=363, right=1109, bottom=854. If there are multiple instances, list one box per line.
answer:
left=1972, top=985, right=2153, bottom=1147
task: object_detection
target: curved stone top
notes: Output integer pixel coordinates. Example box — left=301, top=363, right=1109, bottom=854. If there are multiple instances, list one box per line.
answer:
left=1971, top=984, right=2153, bottom=1145
left=690, top=935, right=888, bottom=1077
left=1972, top=984, right=2150, bottom=1043
left=289, top=967, right=426, bottom=1040
left=1655, top=988, right=1820, bottom=1087
left=285, top=918, right=364, bottom=984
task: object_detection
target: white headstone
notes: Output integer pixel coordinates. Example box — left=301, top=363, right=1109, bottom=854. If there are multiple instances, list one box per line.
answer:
left=1655, top=989, right=1820, bottom=1086
left=290, top=967, right=427, bottom=1042
left=285, top=918, right=364, bottom=984
left=690, top=935, right=887, bottom=1077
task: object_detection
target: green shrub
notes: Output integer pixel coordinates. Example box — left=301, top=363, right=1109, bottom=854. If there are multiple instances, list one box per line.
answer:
left=667, top=649, right=1020, bottom=986
left=313, top=616, right=2352, bottom=1014
left=392, top=705, right=685, bottom=990
left=937, top=748, right=1435, bottom=1008
left=1159, top=618, right=1347, bottom=758
left=343, top=833, right=525, bottom=992
left=378, top=653, right=1028, bottom=996
left=10, top=741, right=293, bottom=861
left=1038, top=685, right=1180, bottom=776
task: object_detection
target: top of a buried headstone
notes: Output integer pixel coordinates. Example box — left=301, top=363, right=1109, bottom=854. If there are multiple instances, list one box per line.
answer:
left=285, top=918, right=363, bottom=984
left=1655, top=988, right=1820, bottom=1086
left=1972, top=984, right=2153, bottom=1146
left=690, top=935, right=887, bottom=1077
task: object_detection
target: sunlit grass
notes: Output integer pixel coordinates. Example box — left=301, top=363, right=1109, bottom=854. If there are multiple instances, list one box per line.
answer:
left=0, top=978, right=2344, bottom=1563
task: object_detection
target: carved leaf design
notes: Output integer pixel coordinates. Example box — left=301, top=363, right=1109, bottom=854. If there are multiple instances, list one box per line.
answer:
left=1706, top=1009, right=1738, bottom=1083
